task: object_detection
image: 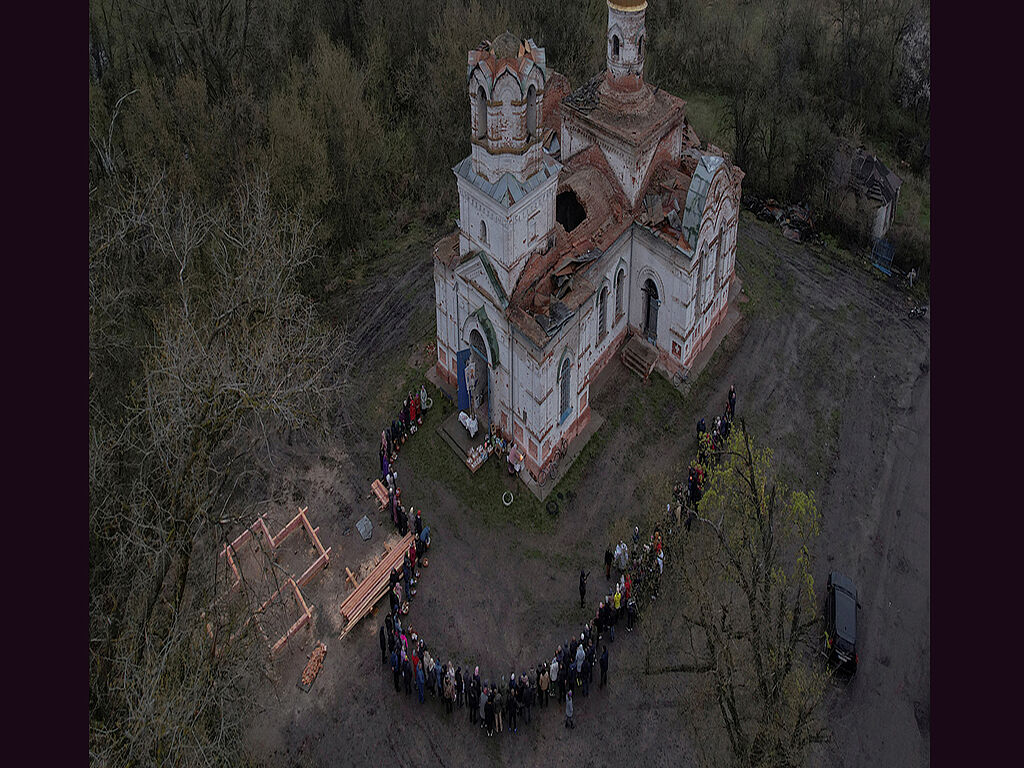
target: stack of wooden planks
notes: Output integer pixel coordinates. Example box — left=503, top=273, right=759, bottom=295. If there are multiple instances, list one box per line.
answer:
left=339, top=533, right=413, bottom=639
left=371, top=479, right=389, bottom=511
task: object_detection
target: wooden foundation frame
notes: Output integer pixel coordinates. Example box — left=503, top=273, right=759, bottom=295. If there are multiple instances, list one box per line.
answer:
left=210, top=507, right=330, bottom=657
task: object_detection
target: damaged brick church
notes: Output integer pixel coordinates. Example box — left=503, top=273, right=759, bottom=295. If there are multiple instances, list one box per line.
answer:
left=433, top=0, right=743, bottom=481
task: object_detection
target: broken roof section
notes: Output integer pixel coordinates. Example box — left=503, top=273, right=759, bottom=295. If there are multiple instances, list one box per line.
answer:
left=851, top=149, right=902, bottom=204
left=453, top=154, right=562, bottom=209
left=468, top=33, right=546, bottom=89
left=562, top=72, right=603, bottom=115
left=833, top=143, right=902, bottom=206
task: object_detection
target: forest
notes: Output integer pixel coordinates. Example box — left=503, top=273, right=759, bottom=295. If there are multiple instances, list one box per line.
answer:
left=88, top=1, right=930, bottom=764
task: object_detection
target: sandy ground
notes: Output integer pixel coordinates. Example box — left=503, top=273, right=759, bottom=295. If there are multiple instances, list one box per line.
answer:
left=242, top=213, right=930, bottom=767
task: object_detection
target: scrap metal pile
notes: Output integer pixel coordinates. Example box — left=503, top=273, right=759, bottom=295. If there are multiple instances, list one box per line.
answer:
left=744, top=195, right=821, bottom=244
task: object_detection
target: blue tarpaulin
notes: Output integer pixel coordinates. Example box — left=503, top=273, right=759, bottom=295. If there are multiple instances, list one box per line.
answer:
left=456, top=349, right=470, bottom=411
left=872, top=239, right=895, bottom=276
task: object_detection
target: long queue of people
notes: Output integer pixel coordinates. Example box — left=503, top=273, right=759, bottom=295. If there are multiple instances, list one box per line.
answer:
left=370, top=383, right=739, bottom=735
left=376, top=519, right=673, bottom=736
left=674, top=384, right=738, bottom=530
left=379, top=384, right=429, bottom=484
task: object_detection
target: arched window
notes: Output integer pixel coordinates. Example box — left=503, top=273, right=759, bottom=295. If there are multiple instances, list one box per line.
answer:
left=615, top=269, right=625, bottom=318
left=559, top=357, right=572, bottom=423
left=476, top=86, right=487, bottom=139
left=612, top=35, right=620, bottom=60
left=598, top=286, right=608, bottom=342
left=696, top=245, right=707, bottom=311
left=526, top=84, right=537, bottom=138
left=714, top=227, right=724, bottom=290
left=480, top=219, right=487, bottom=244
left=638, top=36, right=644, bottom=60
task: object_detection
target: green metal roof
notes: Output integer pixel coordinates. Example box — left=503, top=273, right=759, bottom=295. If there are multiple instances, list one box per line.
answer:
left=472, top=306, right=500, bottom=368
left=477, top=252, right=509, bottom=309
left=682, top=155, right=725, bottom=250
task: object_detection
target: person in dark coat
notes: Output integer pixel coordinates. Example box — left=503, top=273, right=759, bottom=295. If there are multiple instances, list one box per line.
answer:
left=379, top=624, right=388, bottom=664
left=484, top=692, right=495, bottom=737
left=600, top=645, right=609, bottom=688
left=579, top=569, right=589, bottom=608
left=507, top=679, right=518, bottom=733
left=403, top=655, right=413, bottom=695
left=605, top=547, right=613, bottom=579
left=469, top=668, right=479, bottom=724
left=455, top=666, right=464, bottom=708
left=389, top=583, right=400, bottom=615
left=728, top=384, right=736, bottom=418
left=391, top=648, right=401, bottom=691
left=402, top=558, right=411, bottom=602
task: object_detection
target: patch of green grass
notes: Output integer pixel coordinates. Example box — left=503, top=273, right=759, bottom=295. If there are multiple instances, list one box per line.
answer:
left=401, top=383, right=555, bottom=532
left=735, top=213, right=798, bottom=318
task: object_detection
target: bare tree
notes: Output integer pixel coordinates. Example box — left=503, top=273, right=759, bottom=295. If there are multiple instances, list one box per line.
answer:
left=89, top=171, right=350, bottom=766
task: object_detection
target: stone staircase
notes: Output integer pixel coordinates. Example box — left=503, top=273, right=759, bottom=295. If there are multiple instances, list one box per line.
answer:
left=621, top=334, right=658, bottom=381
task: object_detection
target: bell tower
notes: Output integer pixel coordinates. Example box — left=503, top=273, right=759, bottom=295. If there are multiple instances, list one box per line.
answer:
left=455, top=33, right=561, bottom=296
left=606, top=1, right=647, bottom=87
left=467, top=32, right=547, bottom=183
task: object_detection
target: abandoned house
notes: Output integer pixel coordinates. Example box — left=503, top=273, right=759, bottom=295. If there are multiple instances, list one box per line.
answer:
left=830, top=143, right=903, bottom=241
left=433, top=0, right=743, bottom=481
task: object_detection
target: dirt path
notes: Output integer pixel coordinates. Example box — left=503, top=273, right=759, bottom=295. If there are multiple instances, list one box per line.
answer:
left=244, top=213, right=929, bottom=767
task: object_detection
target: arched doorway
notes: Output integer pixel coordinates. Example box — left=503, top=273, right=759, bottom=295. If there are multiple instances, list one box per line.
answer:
left=468, top=328, right=490, bottom=421
left=642, top=278, right=659, bottom=344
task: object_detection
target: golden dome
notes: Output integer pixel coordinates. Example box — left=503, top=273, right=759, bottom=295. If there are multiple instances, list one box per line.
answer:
left=608, top=0, right=647, bottom=10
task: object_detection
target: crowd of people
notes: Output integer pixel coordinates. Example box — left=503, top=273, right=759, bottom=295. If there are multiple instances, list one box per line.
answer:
left=675, top=383, right=739, bottom=530
left=375, top=515, right=678, bottom=736
left=371, top=381, right=739, bottom=735
left=379, top=578, right=620, bottom=734
left=378, top=384, right=432, bottom=539
left=379, top=384, right=429, bottom=484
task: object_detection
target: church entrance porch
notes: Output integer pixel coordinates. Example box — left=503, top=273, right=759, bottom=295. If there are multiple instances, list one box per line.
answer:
left=466, top=328, right=490, bottom=427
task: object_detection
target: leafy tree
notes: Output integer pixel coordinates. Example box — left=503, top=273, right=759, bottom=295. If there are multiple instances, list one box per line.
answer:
left=672, top=422, right=828, bottom=766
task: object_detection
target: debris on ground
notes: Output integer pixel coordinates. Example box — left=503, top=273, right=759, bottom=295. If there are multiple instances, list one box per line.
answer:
left=744, top=195, right=822, bottom=244
left=301, top=642, right=327, bottom=687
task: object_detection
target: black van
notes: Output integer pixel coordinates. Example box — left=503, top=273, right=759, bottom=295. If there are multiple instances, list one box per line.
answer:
left=825, top=571, right=858, bottom=676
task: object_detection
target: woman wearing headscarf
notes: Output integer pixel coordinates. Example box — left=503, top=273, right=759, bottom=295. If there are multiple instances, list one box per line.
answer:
left=444, top=663, right=455, bottom=714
